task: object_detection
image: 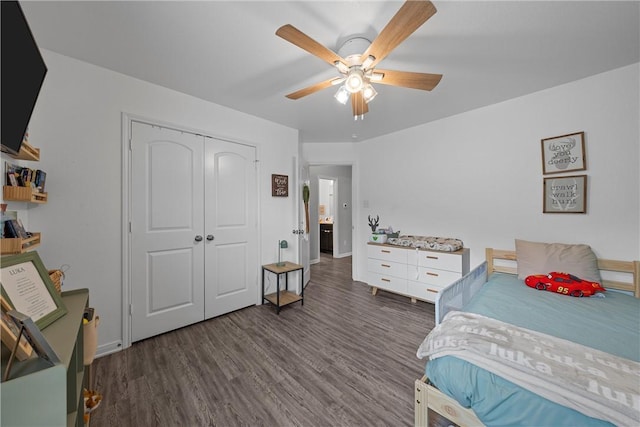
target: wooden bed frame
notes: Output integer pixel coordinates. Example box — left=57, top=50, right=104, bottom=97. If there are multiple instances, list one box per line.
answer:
left=414, top=247, right=640, bottom=427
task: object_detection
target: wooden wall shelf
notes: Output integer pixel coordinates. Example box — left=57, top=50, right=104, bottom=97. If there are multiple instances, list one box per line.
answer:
left=4, top=141, right=40, bottom=161
left=0, top=232, right=41, bottom=254
left=3, top=186, right=48, bottom=203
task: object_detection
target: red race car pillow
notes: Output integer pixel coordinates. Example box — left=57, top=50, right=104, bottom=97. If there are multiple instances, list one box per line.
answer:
left=524, top=272, right=606, bottom=297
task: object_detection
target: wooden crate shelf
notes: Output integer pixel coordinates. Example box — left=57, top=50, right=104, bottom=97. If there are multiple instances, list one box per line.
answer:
left=1, top=232, right=41, bottom=254
left=3, top=186, right=48, bottom=203
left=4, top=141, right=40, bottom=161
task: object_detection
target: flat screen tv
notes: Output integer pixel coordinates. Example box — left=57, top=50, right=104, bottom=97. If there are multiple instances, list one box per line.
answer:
left=1, top=1, right=48, bottom=155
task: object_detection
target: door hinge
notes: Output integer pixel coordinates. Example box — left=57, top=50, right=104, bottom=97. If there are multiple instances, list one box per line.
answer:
left=129, top=222, right=132, bottom=233
left=129, top=304, right=133, bottom=315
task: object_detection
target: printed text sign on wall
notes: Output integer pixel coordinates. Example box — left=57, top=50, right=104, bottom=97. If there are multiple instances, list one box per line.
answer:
left=272, top=174, right=288, bottom=197
left=541, top=131, right=586, bottom=175
left=543, top=174, right=587, bottom=214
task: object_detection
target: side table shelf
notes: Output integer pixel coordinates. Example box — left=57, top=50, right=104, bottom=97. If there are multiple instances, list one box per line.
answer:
left=1, top=289, right=89, bottom=427
left=262, top=261, right=304, bottom=314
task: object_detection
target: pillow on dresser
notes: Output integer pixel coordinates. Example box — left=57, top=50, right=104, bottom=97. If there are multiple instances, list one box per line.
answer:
left=515, top=239, right=602, bottom=283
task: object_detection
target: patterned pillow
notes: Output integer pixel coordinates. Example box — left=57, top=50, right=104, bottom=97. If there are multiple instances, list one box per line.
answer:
left=386, top=235, right=464, bottom=252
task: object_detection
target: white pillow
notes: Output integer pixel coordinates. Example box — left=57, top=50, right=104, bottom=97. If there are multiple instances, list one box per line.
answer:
left=515, top=239, right=602, bottom=283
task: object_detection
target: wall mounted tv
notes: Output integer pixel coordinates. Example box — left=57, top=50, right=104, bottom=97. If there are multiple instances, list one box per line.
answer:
left=1, top=1, right=48, bottom=155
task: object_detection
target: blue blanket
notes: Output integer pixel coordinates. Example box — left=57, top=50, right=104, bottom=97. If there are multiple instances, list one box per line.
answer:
left=425, top=273, right=640, bottom=426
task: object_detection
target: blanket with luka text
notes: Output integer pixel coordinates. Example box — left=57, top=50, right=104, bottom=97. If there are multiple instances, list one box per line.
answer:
left=416, top=311, right=639, bottom=426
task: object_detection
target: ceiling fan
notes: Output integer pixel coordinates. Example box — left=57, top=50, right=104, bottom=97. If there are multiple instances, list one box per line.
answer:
left=276, top=0, right=442, bottom=120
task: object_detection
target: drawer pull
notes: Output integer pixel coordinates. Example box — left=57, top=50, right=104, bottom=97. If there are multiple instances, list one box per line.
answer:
left=381, top=264, right=391, bottom=268
left=426, top=272, right=439, bottom=277
left=427, top=288, right=438, bottom=293
left=426, top=256, right=439, bottom=260
left=381, top=278, right=391, bottom=282
left=381, top=250, right=391, bottom=253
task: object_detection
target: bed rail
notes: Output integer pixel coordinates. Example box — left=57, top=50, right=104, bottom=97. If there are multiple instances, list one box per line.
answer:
left=435, top=261, right=487, bottom=324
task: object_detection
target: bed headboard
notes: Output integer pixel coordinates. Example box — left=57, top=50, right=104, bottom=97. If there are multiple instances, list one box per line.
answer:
left=485, top=248, right=640, bottom=298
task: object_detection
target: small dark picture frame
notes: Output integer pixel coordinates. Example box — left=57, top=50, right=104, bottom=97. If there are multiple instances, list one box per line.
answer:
left=271, top=174, right=288, bottom=197
left=541, top=131, right=586, bottom=175
left=543, top=174, right=587, bottom=214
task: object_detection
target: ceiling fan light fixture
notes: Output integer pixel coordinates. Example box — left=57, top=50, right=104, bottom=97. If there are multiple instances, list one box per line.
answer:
left=362, top=84, right=377, bottom=103
left=334, top=85, right=350, bottom=105
left=345, top=68, right=365, bottom=93
left=361, top=55, right=375, bottom=69
left=370, top=72, right=384, bottom=82
left=334, top=60, right=349, bottom=74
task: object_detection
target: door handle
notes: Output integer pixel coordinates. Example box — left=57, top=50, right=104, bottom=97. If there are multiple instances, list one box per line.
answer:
left=195, top=235, right=203, bottom=242
left=206, top=235, right=214, bottom=241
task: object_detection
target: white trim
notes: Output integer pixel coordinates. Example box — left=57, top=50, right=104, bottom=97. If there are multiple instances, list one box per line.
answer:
left=121, top=112, right=262, bottom=349
left=95, top=340, right=124, bottom=358
left=121, top=112, right=131, bottom=350
left=333, top=251, right=352, bottom=258
left=308, top=161, right=359, bottom=281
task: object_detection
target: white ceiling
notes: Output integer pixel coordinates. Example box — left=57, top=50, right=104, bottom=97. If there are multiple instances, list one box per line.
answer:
left=21, top=1, right=640, bottom=143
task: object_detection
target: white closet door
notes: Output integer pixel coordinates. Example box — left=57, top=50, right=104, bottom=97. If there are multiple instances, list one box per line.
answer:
left=204, top=138, right=258, bottom=319
left=130, top=122, right=205, bottom=341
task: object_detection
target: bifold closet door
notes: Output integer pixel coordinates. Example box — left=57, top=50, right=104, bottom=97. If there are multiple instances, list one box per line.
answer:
left=130, top=122, right=206, bottom=342
left=204, top=139, right=258, bottom=319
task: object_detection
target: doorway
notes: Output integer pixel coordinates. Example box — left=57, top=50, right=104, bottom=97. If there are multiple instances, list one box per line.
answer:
left=308, top=165, right=353, bottom=265
left=318, top=178, right=335, bottom=255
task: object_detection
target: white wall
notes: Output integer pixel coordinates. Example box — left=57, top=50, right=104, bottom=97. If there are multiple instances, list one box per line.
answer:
left=353, top=64, right=639, bottom=280
left=23, top=50, right=299, bottom=354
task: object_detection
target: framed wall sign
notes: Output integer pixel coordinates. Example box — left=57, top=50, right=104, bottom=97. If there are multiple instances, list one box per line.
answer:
left=271, top=174, right=288, bottom=197
left=0, top=251, right=67, bottom=329
left=543, top=174, right=587, bottom=214
left=541, top=132, right=586, bottom=175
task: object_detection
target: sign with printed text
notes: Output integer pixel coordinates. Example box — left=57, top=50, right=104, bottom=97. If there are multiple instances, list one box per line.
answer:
left=541, top=132, right=586, bottom=175
left=271, top=174, right=288, bottom=197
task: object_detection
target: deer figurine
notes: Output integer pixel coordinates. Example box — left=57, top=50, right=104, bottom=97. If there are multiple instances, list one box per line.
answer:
left=368, top=215, right=379, bottom=232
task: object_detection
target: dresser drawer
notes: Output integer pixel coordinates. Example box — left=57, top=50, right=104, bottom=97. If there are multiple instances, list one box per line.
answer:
left=367, top=244, right=408, bottom=263
left=367, top=259, right=407, bottom=279
left=368, top=272, right=407, bottom=295
left=407, top=280, right=445, bottom=303
left=408, top=266, right=461, bottom=287
left=409, top=250, right=463, bottom=273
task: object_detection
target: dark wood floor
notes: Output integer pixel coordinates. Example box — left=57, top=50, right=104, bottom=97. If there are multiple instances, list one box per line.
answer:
left=90, top=254, right=436, bottom=426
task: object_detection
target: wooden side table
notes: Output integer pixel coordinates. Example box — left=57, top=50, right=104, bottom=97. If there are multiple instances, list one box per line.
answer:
left=262, top=261, right=304, bottom=314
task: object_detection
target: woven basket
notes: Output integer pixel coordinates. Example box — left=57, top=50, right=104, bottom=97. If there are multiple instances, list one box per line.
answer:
left=48, top=269, right=64, bottom=293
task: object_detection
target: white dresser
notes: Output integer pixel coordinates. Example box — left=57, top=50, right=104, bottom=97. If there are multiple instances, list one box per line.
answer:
left=367, top=243, right=470, bottom=304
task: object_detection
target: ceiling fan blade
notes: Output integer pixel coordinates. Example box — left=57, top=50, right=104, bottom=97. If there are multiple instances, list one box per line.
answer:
left=362, top=0, right=437, bottom=68
left=351, top=91, right=369, bottom=117
left=285, top=78, right=341, bottom=100
left=374, top=69, right=442, bottom=91
left=276, top=24, right=347, bottom=68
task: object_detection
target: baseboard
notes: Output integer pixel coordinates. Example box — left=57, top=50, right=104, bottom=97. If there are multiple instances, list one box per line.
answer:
left=310, top=258, right=320, bottom=264
left=95, top=340, right=124, bottom=358
left=334, top=252, right=352, bottom=258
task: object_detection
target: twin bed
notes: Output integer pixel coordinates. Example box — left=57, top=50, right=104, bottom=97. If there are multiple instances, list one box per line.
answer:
left=414, top=243, right=640, bottom=426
